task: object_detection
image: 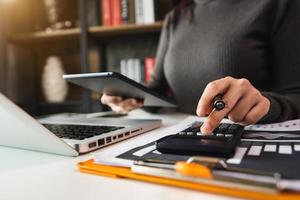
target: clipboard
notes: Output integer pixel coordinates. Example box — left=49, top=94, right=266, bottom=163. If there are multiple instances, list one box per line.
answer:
left=77, top=160, right=300, bottom=200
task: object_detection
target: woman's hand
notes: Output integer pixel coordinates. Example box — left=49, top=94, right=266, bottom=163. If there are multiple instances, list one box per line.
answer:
left=101, top=93, right=143, bottom=114
left=196, top=76, right=270, bottom=133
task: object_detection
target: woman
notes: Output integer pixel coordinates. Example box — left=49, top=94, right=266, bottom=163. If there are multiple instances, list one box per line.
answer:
left=101, top=0, right=300, bottom=133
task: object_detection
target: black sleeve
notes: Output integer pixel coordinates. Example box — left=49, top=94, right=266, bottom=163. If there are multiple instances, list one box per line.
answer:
left=260, top=0, right=300, bottom=122
left=146, top=13, right=172, bottom=96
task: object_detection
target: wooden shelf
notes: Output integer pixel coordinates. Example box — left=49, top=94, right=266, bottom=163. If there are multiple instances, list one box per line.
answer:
left=9, top=28, right=81, bottom=45
left=89, top=21, right=163, bottom=38
left=9, top=22, right=164, bottom=45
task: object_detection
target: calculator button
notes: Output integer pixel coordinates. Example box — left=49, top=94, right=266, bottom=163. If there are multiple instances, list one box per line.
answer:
left=187, top=132, right=195, bottom=136
left=179, top=132, right=186, bottom=135
left=226, top=129, right=235, bottom=134
left=228, top=124, right=241, bottom=130
left=196, top=132, right=206, bottom=136
left=213, top=129, right=224, bottom=134
left=225, top=134, right=233, bottom=138
left=218, top=123, right=230, bottom=130
left=216, top=133, right=224, bottom=137
left=191, top=127, right=201, bottom=132
left=239, top=141, right=252, bottom=147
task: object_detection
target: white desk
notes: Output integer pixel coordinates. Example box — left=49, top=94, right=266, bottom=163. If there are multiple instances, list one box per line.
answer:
left=0, top=110, right=239, bottom=200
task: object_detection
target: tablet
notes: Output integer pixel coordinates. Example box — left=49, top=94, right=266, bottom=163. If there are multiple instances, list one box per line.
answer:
left=63, top=72, right=177, bottom=107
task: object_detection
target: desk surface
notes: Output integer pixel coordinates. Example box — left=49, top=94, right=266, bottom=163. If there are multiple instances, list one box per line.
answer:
left=0, top=110, right=239, bottom=200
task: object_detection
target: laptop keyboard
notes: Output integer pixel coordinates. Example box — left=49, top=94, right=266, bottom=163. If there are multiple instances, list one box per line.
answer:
left=43, top=124, right=124, bottom=140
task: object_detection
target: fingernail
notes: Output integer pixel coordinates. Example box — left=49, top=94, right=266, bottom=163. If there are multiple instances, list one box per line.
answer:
left=201, top=123, right=212, bottom=134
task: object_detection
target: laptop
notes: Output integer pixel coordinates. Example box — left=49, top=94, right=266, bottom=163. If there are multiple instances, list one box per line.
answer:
left=0, top=93, right=161, bottom=156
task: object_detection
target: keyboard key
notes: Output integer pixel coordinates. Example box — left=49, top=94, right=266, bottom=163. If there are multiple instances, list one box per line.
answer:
left=248, top=145, right=263, bottom=156
left=216, top=134, right=224, bottom=137
left=43, top=124, right=124, bottom=140
left=279, top=145, right=292, bottom=154
left=264, top=144, right=277, bottom=152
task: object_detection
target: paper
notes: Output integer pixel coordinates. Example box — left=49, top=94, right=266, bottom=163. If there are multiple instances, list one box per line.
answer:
left=226, top=147, right=247, bottom=164
left=92, top=116, right=300, bottom=192
left=245, top=119, right=300, bottom=131
left=264, top=144, right=277, bottom=152
left=93, top=116, right=203, bottom=167
left=132, top=145, right=156, bottom=157
left=93, top=116, right=300, bottom=167
left=278, top=180, right=300, bottom=192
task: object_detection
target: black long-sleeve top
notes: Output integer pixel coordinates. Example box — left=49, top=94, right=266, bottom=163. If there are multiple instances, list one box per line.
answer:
left=148, top=0, right=300, bottom=122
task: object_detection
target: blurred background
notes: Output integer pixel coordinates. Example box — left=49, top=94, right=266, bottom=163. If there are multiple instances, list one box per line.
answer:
left=0, top=0, right=174, bottom=116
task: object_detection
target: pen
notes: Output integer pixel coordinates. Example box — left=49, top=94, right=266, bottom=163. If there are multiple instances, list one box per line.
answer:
left=213, top=95, right=225, bottom=111
left=137, top=157, right=280, bottom=180
left=132, top=159, right=279, bottom=192
left=174, top=161, right=279, bottom=188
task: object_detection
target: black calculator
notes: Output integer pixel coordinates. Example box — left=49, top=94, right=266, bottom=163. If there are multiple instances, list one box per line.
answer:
left=156, top=122, right=244, bottom=158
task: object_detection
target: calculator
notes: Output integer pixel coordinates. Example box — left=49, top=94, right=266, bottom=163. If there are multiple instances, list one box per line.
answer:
left=156, top=122, right=244, bottom=158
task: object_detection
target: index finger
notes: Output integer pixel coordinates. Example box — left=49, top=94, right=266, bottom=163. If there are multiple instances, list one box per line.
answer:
left=201, top=107, right=231, bottom=134
left=196, top=78, right=232, bottom=116
left=200, top=83, right=245, bottom=133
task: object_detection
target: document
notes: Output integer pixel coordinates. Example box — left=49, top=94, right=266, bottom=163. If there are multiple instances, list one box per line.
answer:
left=245, top=119, right=300, bottom=131
left=93, top=116, right=300, bottom=192
left=93, top=116, right=201, bottom=167
left=93, top=117, right=300, bottom=167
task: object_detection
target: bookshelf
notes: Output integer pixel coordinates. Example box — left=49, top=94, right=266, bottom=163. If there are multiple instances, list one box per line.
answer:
left=7, top=0, right=172, bottom=115
left=9, top=22, right=164, bottom=45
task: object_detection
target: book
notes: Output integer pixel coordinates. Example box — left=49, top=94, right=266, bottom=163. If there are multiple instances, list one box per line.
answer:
left=120, top=57, right=155, bottom=84
left=142, top=0, right=155, bottom=24
left=144, top=57, right=156, bottom=82
left=120, top=59, right=127, bottom=77
left=127, top=59, right=135, bottom=81
left=128, top=0, right=136, bottom=24
left=87, top=0, right=100, bottom=26
left=102, top=0, right=167, bottom=26
left=111, top=0, right=122, bottom=26
left=134, top=59, right=142, bottom=83
left=101, top=0, right=112, bottom=26
left=134, top=0, right=144, bottom=24
left=121, top=0, right=129, bottom=24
